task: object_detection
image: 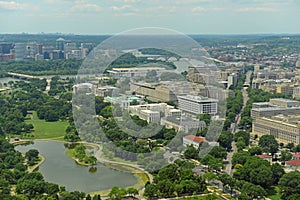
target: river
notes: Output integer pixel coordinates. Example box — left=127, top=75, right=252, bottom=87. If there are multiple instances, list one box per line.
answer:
left=15, top=140, right=137, bottom=193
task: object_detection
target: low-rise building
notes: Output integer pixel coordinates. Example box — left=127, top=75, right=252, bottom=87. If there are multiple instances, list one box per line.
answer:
left=183, top=135, right=206, bottom=149
left=285, top=152, right=300, bottom=170
left=129, top=103, right=181, bottom=123
left=140, top=110, right=160, bottom=123
left=161, top=116, right=206, bottom=133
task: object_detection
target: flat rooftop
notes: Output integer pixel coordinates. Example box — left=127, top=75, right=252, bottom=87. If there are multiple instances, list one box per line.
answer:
left=178, top=95, right=218, bottom=103
left=270, top=98, right=300, bottom=103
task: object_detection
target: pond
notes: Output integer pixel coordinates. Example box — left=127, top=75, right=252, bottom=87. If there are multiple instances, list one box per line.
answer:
left=15, top=140, right=137, bottom=193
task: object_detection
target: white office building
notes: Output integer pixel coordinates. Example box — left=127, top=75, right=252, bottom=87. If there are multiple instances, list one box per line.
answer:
left=178, top=95, right=218, bottom=116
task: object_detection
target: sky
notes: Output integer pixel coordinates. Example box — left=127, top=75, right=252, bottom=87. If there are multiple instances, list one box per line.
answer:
left=0, top=0, right=299, bottom=35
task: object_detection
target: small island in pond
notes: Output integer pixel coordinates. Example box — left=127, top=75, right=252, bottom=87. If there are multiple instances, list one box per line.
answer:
left=66, top=143, right=97, bottom=167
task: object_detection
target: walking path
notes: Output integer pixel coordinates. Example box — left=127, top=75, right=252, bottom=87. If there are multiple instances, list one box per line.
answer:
left=28, top=155, right=45, bottom=173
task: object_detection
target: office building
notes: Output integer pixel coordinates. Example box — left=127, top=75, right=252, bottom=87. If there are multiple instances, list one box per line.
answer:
left=51, top=50, right=64, bottom=60
left=161, top=116, right=206, bottom=133
left=276, top=84, right=294, bottom=96
left=0, top=43, right=13, bottom=54
left=227, top=73, right=238, bottom=89
left=108, top=67, right=166, bottom=79
left=269, top=98, right=300, bottom=107
left=56, top=38, right=65, bottom=51
left=178, top=95, right=218, bottom=116
left=14, top=43, right=27, bottom=61
left=129, top=103, right=181, bottom=123
left=251, top=98, right=300, bottom=119
left=294, top=87, right=300, bottom=100
left=252, top=115, right=300, bottom=145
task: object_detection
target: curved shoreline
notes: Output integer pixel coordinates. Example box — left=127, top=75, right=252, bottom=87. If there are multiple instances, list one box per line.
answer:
left=14, top=139, right=152, bottom=195
left=28, top=155, right=45, bottom=173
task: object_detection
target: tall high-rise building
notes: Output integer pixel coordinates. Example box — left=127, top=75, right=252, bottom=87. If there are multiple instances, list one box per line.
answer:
left=64, top=42, right=77, bottom=52
left=25, top=42, right=37, bottom=59
left=14, top=43, right=27, bottom=61
left=56, top=38, right=65, bottom=51
left=0, top=43, right=13, bottom=54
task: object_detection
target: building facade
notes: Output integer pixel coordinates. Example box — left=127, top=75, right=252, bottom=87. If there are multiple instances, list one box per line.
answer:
left=252, top=117, right=300, bottom=144
left=178, top=95, right=218, bottom=116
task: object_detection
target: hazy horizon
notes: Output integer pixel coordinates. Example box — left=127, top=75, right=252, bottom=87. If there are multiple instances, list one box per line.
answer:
left=0, top=0, right=299, bottom=35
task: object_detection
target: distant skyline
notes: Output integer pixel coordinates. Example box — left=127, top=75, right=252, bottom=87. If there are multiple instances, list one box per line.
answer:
left=0, top=0, right=300, bottom=35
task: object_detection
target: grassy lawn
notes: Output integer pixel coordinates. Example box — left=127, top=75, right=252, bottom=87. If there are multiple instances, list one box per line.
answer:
left=25, top=111, right=68, bottom=139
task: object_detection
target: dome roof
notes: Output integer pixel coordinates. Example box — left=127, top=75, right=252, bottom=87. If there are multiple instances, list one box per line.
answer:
left=56, top=37, right=65, bottom=42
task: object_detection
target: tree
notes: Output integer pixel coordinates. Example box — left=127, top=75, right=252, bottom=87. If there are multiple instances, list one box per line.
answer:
left=248, top=147, right=262, bottom=156
left=237, top=193, right=251, bottom=200
left=44, top=110, right=59, bottom=122
left=208, top=157, right=223, bottom=171
left=278, top=171, right=300, bottom=200
left=286, top=143, right=294, bottom=150
left=232, top=151, right=250, bottom=166
left=236, top=137, right=246, bottom=152
left=86, top=194, right=92, bottom=200
left=25, top=149, right=39, bottom=165
left=45, top=183, right=59, bottom=196
left=241, top=182, right=266, bottom=199
left=271, top=163, right=285, bottom=185
left=92, top=194, right=101, bottom=200
left=258, top=135, right=279, bottom=156
left=209, top=146, right=227, bottom=159
left=202, top=172, right=216, bottom=183
left=280, top=150, right=292, bottom=163
left=127, top=188, right=138, bottom=197
left=157, top=180, right=175, bottom=197
left=234, top=131, right=250, bottom=146
left=199, top=114, right=211, bottom=125
left=183, top=145, right=199, bottom=160
left=109, top=186, right=127, bottom=200
left=144, top=184, right=157, bottom=198
left=218, top=174, right=235, bottom=195
left=218, top=131, right=233, bottom=151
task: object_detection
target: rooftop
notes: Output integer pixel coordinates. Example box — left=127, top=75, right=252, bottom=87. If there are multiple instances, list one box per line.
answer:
left=178, top=95, right=218, bottom=103
left=293, top=153, right=300, bottom=158
left=56, top=37, right=65, bottom=41
left=110, top=67, right=165, bottom=71
left=260, top=117, right=300, bottom=128
left=270, top=98, right=300, bottom=103
left=252, top=106, right=300, bottom=112
left=184, top=134, right=206, bottom=143
left=286, top=160, right=300, bottom=166
left=257, top=154, right=272, bottom=159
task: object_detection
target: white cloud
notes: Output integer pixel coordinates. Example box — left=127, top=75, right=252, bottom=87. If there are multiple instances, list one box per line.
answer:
left=192, top=6, right=207, bottom=12
left=70, top=3, right=101, bottom=12
left=236, top=6, right=278, bottom=12
left=111, top=5, right=138, bottom=12
left=122, top=0, right=140, bottom=3
left=146, top=6, right=177, bottom=13
left=0, top=1, right=26, bottom=10
left=111, top=5, right=139, bottom=16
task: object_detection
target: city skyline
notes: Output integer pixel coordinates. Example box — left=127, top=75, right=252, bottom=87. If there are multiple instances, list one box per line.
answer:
left=0, top=0, right=300, bottom=35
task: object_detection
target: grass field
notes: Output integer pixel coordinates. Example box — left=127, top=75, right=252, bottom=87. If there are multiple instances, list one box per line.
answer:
left=25, top=111, right=68, bottom=139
